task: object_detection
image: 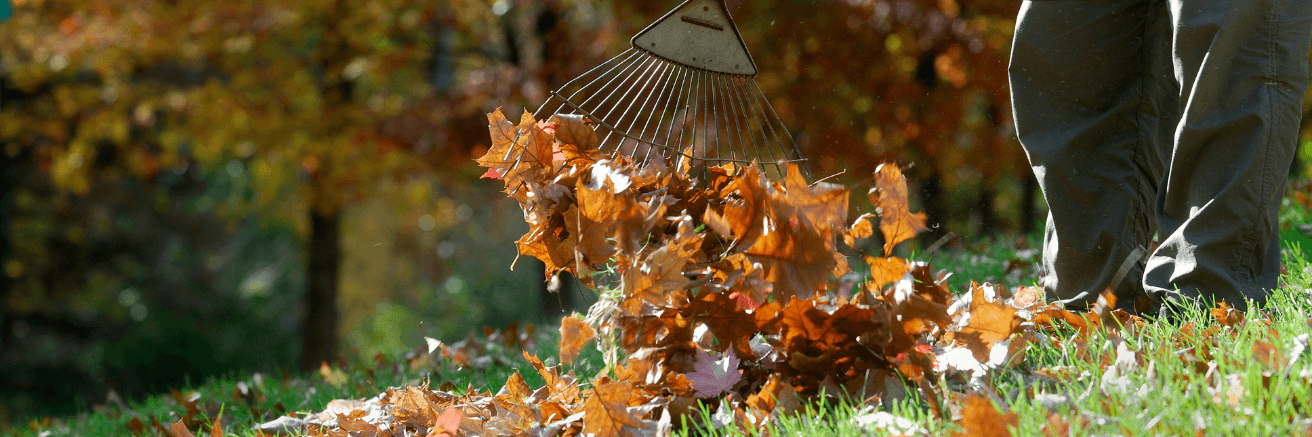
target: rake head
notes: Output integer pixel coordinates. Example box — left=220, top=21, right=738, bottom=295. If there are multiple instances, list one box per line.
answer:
left=529, top=0, right=808, bottom=179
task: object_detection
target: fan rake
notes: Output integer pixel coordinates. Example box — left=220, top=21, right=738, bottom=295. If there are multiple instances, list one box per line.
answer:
left=525, top=0, right=808, bottom=178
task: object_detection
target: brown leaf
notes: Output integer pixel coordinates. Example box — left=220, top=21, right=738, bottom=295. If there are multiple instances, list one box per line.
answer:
left=1253, top=340, right=1287, bottom=370
left=1212, top=302, right=1244, bottom=327
left=745, top=375, right=803, bottom=417
left=549, top=114, right=599, bottom=151
left=127, top=417, right=145, bottom=436
left=845, top=213, right=876, bottom=247
left=582, top=379, right=653, bottom=437
left=744, top=202, right=847, bottom=301
left=391, top=386, right=438, bottom=428
left=621, top=228, right=700, bottom=308
left=169, top=420, right=196, bottom=437
left=500, top=371, right=533, bottom=403
left=953, top=283, right=1023, bottom=362
left=476, top=109, right=555, bottom=188
left=704, top=163, right=770, bottom=248
left=431, top=406, right=463, bottom=437
left=953, top=394, right=1017, bottom=436
left=682, top=290, right=759, bottom=357
left=865, top=255, right=908, bottom=292
left=209, top=415, right=222, bottom=437
left=871, top=164, right=929, bottom=256
left=558, top=315, right=598, bottom=366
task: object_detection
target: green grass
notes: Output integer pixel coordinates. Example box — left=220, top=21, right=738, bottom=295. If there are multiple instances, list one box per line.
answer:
left=10, top=239, right=1312, bottom=436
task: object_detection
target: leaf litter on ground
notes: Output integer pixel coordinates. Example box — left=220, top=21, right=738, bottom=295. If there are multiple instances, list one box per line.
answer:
left=113, top=109, right=1312, bottom=437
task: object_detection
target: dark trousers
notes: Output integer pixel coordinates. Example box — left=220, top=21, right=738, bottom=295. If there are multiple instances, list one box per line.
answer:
left=1010, top=0, right=1312, bottom=313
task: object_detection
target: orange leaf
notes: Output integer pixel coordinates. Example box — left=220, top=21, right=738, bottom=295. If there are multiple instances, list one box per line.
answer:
left=581, top=379, right=653, bottom=436
left=431, top=406, right=463, bottom=437
left=871, top=164, right=929, bottom=256
left=953, top=394, right=1017, bottom=436
left=558, top=315, right=597, bottom=366
left=169, top=420, right=196, bottom=437
left=209, top=415, right=222, bottom=437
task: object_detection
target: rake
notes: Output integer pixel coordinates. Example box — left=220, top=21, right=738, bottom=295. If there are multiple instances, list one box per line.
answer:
left=526, top=0, right=809, bottom=178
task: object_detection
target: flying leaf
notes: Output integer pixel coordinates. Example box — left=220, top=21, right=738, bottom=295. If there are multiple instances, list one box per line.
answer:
left=558, top=315, right=597, bottom=366
left=871, top=164, right=928, bottom=256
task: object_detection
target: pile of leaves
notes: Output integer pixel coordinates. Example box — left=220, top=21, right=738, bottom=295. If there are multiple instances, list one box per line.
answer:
left=208, top=109, right=1306, bottom=437
left=362, top=109, right=1067, bottom=435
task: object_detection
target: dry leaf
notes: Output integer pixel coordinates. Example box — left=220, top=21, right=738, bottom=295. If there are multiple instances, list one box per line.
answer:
left=559, top=315, right=598, bottom=366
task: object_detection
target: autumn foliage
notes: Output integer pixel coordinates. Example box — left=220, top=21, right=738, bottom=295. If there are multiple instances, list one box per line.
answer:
left=399, top=109, right=1063, bottom=435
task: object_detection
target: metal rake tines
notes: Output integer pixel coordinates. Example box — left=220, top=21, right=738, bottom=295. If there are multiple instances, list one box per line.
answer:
left=522, top=0, right=809, bottom=179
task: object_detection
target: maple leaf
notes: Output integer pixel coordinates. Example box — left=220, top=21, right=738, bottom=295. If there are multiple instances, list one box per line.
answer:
left=744, top=201, right=847, bottom=301
left=871, top=164, right=929, bottom=256
left=686, top=349, right=743, bottom=398
left=500, top=371, right=533, bottom=404
left=704, top=163, right=770, bottom=248
left=865, top=255, right=908, bottom=292
left=620, top=222, right=701, bottom=308
left=951, top=283, right=1023, bottom=362
left=549, top=113, right=604, bottom=168
left=558, top=315, right=598, bottom=366
left=745, top=375, right=802, bottom=418
left=581, top=379, right=654, bottom=437
left=682, top=290, right=760, bottom=357
left=476, top=109, right=555, bottom=188
left=391, top=386, right=439, bottom=428
left=778, top=163, right=849, bottom=233
left=429, top=407, right=463, bottom=437
left=710, top=253, right=772, bottom=307
left=952, top=394, right=1017, bottom=436
left=735, top=164, right=851, bottom=301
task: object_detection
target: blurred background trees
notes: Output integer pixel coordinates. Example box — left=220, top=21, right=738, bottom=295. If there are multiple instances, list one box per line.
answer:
left=0, top=0, right=1308, bottom=425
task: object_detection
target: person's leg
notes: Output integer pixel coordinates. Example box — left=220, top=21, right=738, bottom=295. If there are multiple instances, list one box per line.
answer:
left=1145, top=0, right=1312, bottom=312
left=1010, top=0, right=1175, bottom=312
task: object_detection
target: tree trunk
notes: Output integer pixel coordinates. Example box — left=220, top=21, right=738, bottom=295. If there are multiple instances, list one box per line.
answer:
left=302, top=207, right=340, bottom=370
left=0, top=145, right=11, bottom=350
left=977, top=185, right=997, bottom=236
left=1020, top=171, right=1039, bottom=235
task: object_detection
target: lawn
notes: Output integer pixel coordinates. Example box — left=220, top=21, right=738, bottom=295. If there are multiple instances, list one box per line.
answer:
left=11, top=165, right=1312, bottom=437
left=8, top=235, right=1310, bottom=437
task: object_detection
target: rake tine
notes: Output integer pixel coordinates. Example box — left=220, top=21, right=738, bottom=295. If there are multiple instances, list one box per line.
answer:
left=598, top=57, right=667, bottom=155
left=634, top=61, right=680, bottom=165
left=749, top=80, right=809, bottom=179
left=642, top=65, right=688, bottom=166
left=680, top=68, right=701, bottom=171
left=720, top=73, right=754, bottom=166
left=533, top=48, right=639, bottom=119
left=583, top=54, right=658, bottom=129
left=660, top=65, right=693, bottom=165
left=728, top=75, right=779, bottom=169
